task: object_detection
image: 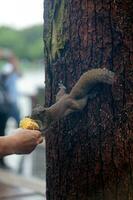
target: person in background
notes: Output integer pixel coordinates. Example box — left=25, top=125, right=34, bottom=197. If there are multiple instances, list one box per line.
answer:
left=0, top=49, right=22, bottom=167
left=0, top=75, right=8, bottom=167
left=0, top=49, right=43, bottom=168
left=1, top=49, right=21, bottom=126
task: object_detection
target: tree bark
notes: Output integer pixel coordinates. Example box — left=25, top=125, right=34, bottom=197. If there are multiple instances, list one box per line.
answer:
left=43, top=0, right=133, bottom=199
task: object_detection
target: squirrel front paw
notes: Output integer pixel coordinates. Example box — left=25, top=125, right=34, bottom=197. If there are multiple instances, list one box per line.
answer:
left=56, top=81, right=67, bottom=102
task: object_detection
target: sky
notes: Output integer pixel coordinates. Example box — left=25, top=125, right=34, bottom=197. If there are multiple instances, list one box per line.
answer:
left=0, top=0, right=43, bottom=29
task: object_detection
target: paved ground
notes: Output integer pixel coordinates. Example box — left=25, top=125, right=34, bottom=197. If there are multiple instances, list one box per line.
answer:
left=0, top=183, right=44, bottom=200
left=0, top=169, right=45, bottom=200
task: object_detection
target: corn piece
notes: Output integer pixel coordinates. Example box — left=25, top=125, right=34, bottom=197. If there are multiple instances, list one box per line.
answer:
left=19, top=117, right=39, bottom=130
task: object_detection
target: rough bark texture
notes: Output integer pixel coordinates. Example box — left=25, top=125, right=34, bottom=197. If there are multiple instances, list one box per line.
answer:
left=43, top=0, right=133, bottom=199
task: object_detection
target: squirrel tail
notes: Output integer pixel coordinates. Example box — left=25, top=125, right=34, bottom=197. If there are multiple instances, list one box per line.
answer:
left=69, top=68, right=115, bottom=99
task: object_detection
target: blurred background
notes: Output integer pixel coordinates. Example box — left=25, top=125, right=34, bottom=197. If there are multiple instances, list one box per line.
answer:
left=0, top=0, right=45, bottom=194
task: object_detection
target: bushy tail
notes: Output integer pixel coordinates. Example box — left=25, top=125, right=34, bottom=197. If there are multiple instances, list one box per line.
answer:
left=70, top=68, right=115, bottom=99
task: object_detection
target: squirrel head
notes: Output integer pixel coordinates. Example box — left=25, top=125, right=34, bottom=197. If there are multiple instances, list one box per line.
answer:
left=31, top=104, right=51, bottom=131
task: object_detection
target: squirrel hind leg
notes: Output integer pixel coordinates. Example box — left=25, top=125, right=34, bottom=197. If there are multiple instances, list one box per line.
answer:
left=88, top=90, right=98, bottom=99
left=71, top=96, right=88, bottom=111
left=63, top=96, right=88, bottom=117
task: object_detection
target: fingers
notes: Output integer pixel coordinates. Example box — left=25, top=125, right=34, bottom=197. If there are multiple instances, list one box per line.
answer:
left=32, top=130, right=42, bottom=138
left=37, top=137, right=43, bottom=144
left=34, top=131, right=43, bottom=144
left=29, top=130, right=43, bottom=144
left=14, top=129, right=43, bottom=144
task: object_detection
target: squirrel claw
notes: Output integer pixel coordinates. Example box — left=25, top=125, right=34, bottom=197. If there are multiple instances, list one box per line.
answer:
left=58, top=81, right=66, bottom=90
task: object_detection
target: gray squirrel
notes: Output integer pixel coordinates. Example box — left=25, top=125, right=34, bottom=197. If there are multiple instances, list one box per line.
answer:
left=31, top=68, right=115, bottom=131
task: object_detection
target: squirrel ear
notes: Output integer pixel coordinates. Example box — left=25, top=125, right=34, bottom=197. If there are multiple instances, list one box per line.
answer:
left=31, top=104, right=46, bottom=119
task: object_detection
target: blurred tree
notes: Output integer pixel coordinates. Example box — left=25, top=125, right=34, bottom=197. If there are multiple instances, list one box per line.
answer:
left=0, top=25, right=43, bottom=60
left=44, top=0, right=133, bottom=200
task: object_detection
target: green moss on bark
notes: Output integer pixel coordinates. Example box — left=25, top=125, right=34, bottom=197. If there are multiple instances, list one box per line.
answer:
left=51, top=0, right=66, bottom=59
left=44, top=0, right=67, bottom=62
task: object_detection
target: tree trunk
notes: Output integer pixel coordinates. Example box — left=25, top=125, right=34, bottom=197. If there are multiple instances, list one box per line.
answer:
left=43, top=0, right=133, bottom=199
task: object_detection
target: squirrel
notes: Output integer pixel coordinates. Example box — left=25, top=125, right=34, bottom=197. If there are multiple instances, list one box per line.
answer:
left=31, top=68, right=115, bottom=132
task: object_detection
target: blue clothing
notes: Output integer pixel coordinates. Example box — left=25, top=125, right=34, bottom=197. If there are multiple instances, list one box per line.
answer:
left=2, top=63, right=20, bottom=125
left=5, top=72, right=19, bottom=103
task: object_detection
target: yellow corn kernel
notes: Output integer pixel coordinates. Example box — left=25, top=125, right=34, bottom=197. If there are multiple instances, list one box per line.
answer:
left=19, top=117, right=39, bottom=130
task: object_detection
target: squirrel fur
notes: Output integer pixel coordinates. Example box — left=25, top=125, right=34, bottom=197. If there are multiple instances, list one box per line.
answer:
left=31, top=68, right=115, bottom=131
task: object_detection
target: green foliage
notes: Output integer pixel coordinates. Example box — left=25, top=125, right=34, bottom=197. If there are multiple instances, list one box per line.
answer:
left=0, top=25, right=43, bottom=60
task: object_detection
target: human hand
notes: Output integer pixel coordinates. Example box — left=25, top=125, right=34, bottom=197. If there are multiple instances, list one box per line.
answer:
left=10, top=128, right=43, bottom=154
